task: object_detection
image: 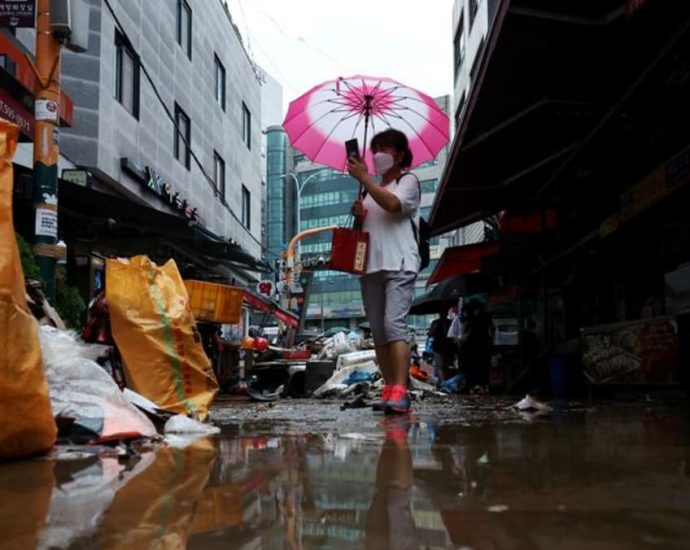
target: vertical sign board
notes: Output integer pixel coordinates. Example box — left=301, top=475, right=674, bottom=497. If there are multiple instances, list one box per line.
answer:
left=0, top=0, right=36, bottom=27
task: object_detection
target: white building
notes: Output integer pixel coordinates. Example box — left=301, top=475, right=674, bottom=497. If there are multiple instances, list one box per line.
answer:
left=15, top=0, right=266, bottom=270
left=450, top=0, right=500, bottom=246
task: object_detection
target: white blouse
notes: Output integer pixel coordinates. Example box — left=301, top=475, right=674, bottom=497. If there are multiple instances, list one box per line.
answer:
left=361, top=172, right=420, bottom=274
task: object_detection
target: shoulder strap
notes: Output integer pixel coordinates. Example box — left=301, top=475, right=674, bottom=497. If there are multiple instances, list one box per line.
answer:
left=398, top=172, right=422, bottom=244
left=361, top=173, right=422, bottom=243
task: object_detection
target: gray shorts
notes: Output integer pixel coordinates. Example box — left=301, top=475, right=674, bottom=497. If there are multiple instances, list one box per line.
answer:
left=360, top=270, right=417, bottom=346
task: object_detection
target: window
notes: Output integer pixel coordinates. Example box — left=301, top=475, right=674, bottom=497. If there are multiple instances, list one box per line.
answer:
left=242, top=102, right=251, bottom=149
left=176, top=0, right=192, bottom=59
left=213, top=151, right=225, bottom=201
left=214, top=55, right=226, bottom=110
left=453, top=13, right=465, bottom=76
left=115, top=31, right=139, bottom=118
left=421, top=179, right=437, bottom=194
left=469, top=0, right=479, bottom=27
left=470, top=38, right=485, bottom=81
left=241, top=185, right=251, bottom=228
left=174, top=103, right=191, bottom=169
left=455, top=92, right=466, bottom=128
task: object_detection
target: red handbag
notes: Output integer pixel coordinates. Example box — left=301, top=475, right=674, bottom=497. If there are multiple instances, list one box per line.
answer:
left=329, top=227, right=369, bottom=275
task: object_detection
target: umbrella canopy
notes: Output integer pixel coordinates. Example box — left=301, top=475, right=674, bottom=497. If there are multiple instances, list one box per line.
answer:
left=409, top=274, right=494, bottom=315
left=283, top=75, right=450, bottom=171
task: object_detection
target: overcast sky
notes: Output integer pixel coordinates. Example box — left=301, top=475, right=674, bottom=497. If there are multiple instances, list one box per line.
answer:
left=224, top=0, right=455, bottom=118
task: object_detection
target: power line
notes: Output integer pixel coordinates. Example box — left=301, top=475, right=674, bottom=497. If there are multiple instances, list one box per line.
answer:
left=102, top=0, right=278, bottom=260
left=239, top=0, right=354, bottom=82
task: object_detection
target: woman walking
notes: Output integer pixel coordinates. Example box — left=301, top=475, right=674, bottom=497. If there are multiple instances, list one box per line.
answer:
left=348, top=129, right=421, bottom=414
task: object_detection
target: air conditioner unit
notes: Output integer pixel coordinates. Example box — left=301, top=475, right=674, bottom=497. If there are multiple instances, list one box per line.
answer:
left=50, top=0, right=90, bottom=53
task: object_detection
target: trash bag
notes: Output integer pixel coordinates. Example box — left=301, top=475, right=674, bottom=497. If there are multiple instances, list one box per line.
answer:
left=440, top=374, right=466, bottom=393
left=106, top=256, right=218, bottom=421
left=0, top=120, right=57, bottom=459
left=39, top=326, right=157, bottom=443
left=343, top=369, right=375, bottom=385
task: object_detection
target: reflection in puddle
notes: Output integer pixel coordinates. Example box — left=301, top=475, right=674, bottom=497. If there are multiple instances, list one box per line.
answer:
left=1, top=404, right=690, bottom=549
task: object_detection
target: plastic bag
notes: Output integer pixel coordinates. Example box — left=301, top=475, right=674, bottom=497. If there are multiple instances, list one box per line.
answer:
left=313, top=361, right=380, bottom=398
left=106, top=256, right=218, bottom=420
left=447, top=315, right=464, bottom=339
left=0, top=120, right=57, bottom=459
left=39, top=326, right=157, bottom=443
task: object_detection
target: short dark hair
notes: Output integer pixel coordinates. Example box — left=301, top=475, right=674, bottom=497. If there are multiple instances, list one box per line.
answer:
left=370, top=129, right=413, bottom=168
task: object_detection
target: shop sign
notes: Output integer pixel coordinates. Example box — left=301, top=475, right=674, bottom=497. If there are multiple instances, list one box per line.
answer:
left=620, top=146, right=690, bottom=221
left=256, top=280, right=275, bottom=299
left=62, top=169, right=91, bottom=187
left=582, top=317, right=679, bottom=384
left=120, top=157, right=199, bottom=221
left=0, top=34, right=74, bottom=125
left=144, top=166, right=198, bottom=221
left=0, top=0, right=35, bottom=28
left=599, top=214, right=620, bottom=238
left=0, top=85, right=32, bottom=137
left=621, top=167, right=665, bottom=220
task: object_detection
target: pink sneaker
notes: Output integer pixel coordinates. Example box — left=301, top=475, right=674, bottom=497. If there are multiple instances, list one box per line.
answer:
left=385, top=385, right=412, bottom=414
left=372, top=385, right=393, bottom=411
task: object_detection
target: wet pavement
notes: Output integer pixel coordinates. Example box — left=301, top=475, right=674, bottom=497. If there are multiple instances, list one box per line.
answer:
left=1, top=395, right=690, bottom=549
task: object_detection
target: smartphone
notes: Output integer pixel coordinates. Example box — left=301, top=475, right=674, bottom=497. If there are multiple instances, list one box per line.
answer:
left=345, top=138, right=360, bottom=160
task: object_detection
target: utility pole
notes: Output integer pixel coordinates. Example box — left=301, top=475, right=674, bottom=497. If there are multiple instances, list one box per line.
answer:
left=32, top=0, right=63, bottom=303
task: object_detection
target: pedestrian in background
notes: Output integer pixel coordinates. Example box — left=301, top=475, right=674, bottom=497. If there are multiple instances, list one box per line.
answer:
left=462, top=299, right=495, bottom=394
left=349, top=129, right=421, bottom=414
left=427, top=310, right=455, bottom=385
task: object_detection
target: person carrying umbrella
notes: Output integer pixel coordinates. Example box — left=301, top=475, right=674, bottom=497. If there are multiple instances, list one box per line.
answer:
left=348, top=129, right=420, bottom=414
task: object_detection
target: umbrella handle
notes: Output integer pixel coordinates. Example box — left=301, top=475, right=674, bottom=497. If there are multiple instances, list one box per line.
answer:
left=356, top=105, right=371, bottom=205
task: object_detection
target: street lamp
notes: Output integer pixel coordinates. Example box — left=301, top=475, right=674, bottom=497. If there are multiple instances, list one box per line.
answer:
left=280, top=172, right=320, bottom=243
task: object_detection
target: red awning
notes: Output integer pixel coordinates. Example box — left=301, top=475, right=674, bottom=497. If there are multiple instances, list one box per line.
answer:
left=428, top=241, right=500, bottom=285
left=499, top=209, right=558, bottom=234
left=243, top=291, right=299, bottom=329
left=0, top=34, right=74, bottom=127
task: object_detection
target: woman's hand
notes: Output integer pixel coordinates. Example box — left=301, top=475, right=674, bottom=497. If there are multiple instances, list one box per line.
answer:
left=347, top=156, right=369, bottom=182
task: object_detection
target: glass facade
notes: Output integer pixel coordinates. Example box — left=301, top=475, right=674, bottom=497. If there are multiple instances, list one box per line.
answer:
left=295, top=168, right=364, bottom=328
left=266, top=128, right=289, bottom=263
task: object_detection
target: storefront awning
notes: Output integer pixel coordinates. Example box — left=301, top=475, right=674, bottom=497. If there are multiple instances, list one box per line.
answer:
left=243, top=292, right=299, bottom=329
left=430, top=0, right=690, bottom=235
left=428, top=241, right=500, bottom=285
left=58, top=180, right=271, bottom=273
left=499, top=208, right=558, bottom=234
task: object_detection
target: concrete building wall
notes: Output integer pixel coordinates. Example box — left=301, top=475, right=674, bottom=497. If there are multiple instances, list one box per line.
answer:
left=16, top=0, right=264, bottom=260
left=452, top=0, right=494, bottom=126
left=451, top=0, right=494, bottom=246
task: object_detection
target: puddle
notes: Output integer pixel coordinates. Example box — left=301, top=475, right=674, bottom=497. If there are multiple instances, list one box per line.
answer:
left=1, top=399, right=689, bottom=549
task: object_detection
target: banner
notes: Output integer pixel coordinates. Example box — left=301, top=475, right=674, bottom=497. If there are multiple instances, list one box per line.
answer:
left=0, top=0, right=35, bottom=28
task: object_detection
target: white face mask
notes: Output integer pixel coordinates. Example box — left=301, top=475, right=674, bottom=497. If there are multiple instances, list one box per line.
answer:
left=373, top=152, right=395, bottom=176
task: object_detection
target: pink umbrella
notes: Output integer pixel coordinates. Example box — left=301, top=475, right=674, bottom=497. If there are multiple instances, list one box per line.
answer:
left=283, top=75, right=450, bottom=172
